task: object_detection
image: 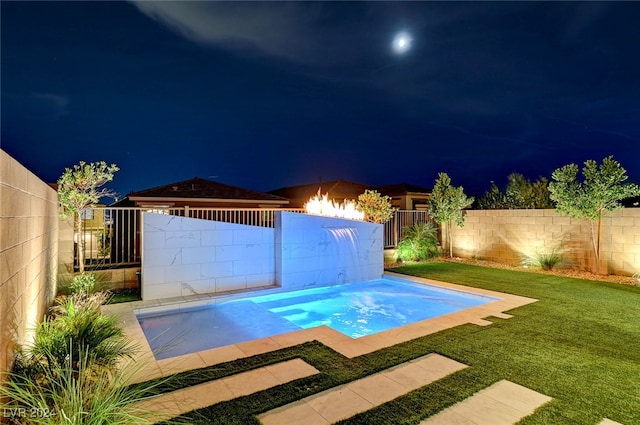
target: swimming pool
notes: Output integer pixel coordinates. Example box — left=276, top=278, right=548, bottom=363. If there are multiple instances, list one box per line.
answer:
left=137, top=276, right=497, bottom=360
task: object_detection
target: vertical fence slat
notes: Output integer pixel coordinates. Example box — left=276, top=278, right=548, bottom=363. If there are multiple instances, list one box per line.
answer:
left=386, top=210, right=433, bottom=249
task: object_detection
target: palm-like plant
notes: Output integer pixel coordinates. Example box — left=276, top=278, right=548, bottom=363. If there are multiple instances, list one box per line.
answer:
left=31, top=297, right=135, bottom=373
left=2, top=347, right=162, bottom=425
left=2, top=287, right=161, bottom=425
left=397, top=222, right=440, bottom=262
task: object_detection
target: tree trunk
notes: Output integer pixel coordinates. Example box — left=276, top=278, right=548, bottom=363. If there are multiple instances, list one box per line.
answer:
left=75, top=213, right=85, bottom=274
left=448, top=220, right=453, bottom=257
left=595, top=216, right=602, bottom=274
left=589, top=218, right=602, bottom=275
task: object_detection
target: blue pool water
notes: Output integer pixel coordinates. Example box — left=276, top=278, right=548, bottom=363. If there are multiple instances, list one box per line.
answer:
left=137, top=277, right=496, bottom=360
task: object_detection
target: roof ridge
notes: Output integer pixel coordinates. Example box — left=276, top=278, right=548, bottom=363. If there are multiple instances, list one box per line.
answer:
left=127, top=177, right=288, bottom=201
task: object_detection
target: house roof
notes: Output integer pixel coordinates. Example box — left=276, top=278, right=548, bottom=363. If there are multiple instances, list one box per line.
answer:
left=114, top=177, right=289, bottom=205
left=268, top=179, right=372, bottom=200
left=269, top=179, right=431, bottom=200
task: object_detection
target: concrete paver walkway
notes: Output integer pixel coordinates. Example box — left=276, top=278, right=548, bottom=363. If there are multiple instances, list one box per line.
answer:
left=134, top=358, right=319, bottom=423
left=421, top=380, right=552, bottom=425
left=258, top=353, right=467, bottom=425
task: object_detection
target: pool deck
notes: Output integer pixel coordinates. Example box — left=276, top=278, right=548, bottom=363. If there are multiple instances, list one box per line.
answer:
left=104, top=272, right=555, bottom=423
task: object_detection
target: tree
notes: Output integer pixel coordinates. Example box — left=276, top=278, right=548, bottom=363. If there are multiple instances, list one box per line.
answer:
left=357, top=190, right=396, bottom=224
left=428, top=173, right=474, bottom=257
left=548, top=156, right=640, bottom=274
left=57, top=161, right=119, bottom=274
left=531, top=176, right=555, bottom=209
left=475, top=173, right=553, bottom=209
left=475, top=181, right=509, bottom=209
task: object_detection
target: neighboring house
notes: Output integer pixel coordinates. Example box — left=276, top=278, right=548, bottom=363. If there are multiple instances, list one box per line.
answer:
left=113, top=177, right=290, bottom=209
left=375, top=183, right=432, bottom=210
left=268, top=179, right=431, bottom=210
left=79, top=204, right=111, bottom=262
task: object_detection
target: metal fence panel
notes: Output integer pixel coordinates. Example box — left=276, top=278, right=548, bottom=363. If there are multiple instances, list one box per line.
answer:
left=384, top=210, right=434, bottom=248
left=77, top=207, right=427, bottom=270
left=77, top=207, right=304, bottom=271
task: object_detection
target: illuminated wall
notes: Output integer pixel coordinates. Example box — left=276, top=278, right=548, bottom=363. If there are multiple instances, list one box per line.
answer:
left=142, top=213, right=275, bottom=300
left=0, top=150, right=59, bottom=384
left=141, top=211, right=384, bottom=300
left=275, top=211, right=384, bottom=289
left=452, top=209, right=640, bottom=275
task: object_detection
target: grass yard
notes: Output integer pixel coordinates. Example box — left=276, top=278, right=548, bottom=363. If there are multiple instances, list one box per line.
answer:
left=138, top=262, right=640, bottom=425
left=107, top=288, right=141, bottom=304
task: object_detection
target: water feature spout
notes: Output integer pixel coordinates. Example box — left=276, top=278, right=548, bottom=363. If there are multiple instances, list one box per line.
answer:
left=325, top=226, right=365, bottom=285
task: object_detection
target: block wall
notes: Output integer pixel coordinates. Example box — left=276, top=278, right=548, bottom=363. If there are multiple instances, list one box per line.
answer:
left=452, top=209, right=640, bottom=275
left=142, top=213, right=275, bottom=300
left=0, top=150, right=59, bottom=383
left=275, top=212, right=384, bottom=289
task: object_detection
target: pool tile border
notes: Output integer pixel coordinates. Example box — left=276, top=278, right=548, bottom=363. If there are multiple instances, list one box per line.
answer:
left=104, top=272, right=538, bottom=383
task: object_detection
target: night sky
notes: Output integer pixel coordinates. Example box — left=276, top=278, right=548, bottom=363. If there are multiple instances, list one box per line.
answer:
left=2, top=1, right=639, bottom=198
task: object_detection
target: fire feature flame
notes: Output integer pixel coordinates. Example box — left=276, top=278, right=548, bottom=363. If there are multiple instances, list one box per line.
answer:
left=304, top=191, right=365, bottom=221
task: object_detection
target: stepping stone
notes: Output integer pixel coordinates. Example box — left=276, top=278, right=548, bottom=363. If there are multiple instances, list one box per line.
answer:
left=420, top=380, right=552, bottom=425
left=258, top=353, right=467, bottom=425
left=599, top=419, right=624, bottom=425
left=135, top=358, right=318, bottom=423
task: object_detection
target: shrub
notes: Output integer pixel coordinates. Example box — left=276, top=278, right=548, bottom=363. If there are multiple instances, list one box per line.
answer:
left=31, top=296, right=134, bottom=372
left=396, top=223, right=440, bottom=262
left=357, top=190, right=396, bottom=224
left=70, top=273, right=97, bottom=295
left=58, top=272, right=106, bottom=298
left=2, top=346, right=163, bottom=425
left=2, top=292, right=160, bottom=424
left=521, top=248, right=564, bottom=270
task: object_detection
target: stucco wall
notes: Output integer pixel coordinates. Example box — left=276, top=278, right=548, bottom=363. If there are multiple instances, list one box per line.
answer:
left=0, top=150, right=59, bottom=381
left=142, top=213, right=275, bottom=300
left=452, top=209, right=640, bottom=275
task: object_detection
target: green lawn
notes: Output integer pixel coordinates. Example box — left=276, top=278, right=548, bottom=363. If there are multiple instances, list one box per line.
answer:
left=106, top=288, right=141, bottom=304
left=145, top=262, right=640, bottom=424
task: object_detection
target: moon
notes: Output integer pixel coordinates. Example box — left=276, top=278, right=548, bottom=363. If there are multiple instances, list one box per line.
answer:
left=392, top=32, right=413, bottom=54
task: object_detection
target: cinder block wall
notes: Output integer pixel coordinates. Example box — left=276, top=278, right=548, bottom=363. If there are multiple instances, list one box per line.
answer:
left=452, top=209, right=640, bottom=275
left=1, top=150, right=59, bottom=382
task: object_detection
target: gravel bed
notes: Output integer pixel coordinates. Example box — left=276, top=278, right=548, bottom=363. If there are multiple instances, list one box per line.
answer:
left=387, top=257, right=639, bottom=286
